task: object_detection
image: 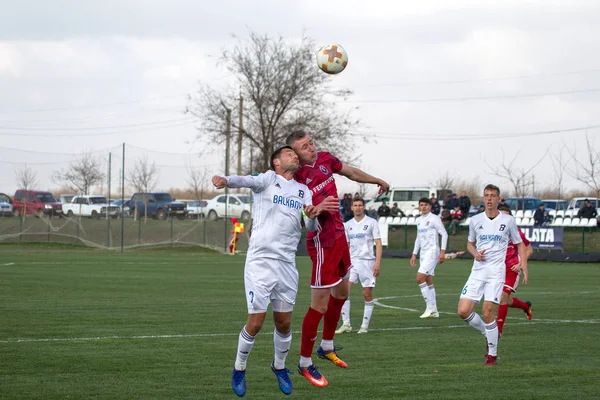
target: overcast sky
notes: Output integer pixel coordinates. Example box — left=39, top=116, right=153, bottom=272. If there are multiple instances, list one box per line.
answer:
left=1, top=0, right=599, bottom=199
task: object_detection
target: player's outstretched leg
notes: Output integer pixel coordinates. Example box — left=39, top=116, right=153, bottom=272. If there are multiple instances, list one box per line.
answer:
left=336, top=299, right=352, bottom=333
left=511, top=297, right=533, bottom=320
left=418, top=282, right=432, bottom=318
left=318, top=294, right=348, bottom=368
left=232, top=326, right=255, bottom=397
left=358, top=300, right=374, bottom=334
left=299, top=307, right=327, bottom=385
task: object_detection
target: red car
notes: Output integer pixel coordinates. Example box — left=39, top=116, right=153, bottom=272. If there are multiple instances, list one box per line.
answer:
left=12, top=190, right=63, bottom=217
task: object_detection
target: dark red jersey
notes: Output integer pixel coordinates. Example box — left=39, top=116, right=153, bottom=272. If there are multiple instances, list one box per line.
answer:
left=295, top=152, right=345, bottom=247
left=505, top=228, right=530, bottom=268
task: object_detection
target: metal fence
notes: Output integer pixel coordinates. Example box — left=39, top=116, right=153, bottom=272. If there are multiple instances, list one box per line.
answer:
left=0, top=214, right=249, bottom=253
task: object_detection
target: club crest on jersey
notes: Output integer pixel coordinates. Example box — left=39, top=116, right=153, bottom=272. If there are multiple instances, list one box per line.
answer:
left=298, top=189, right=304, bottom=198
left=319, top=165, right=329, bottom=174
left=426, top=221, right=430, bottom=226
left=306, top=178, right=312, bottom=184
left=499, top=224, right=506, bottom=231
left=363, top=225, right=368, bottom=230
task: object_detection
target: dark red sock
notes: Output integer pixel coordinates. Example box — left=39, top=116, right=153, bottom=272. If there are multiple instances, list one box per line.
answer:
left=322, top=295, right=347, bottom=341
left=511, top=297, right=528, bottom=310
left=497, top=304, right=509, bottom=335
left=300, top=307, right=324, bottom=358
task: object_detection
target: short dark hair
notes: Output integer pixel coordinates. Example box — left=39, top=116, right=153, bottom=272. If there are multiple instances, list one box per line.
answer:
left=484, top=184, right=501, bottom=195
left=419, top=197, right=431, bottom=205
left=352, top=197, right=365, bottom=205
left=498, top=204, right=511, bottom=212
left=285, top=130, right=309, bottom=146
left=269, top=145, right=293, bottom=170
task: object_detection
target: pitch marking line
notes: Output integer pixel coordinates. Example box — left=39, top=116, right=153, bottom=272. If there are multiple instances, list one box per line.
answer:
left=373, top=296, right=600, bottom=324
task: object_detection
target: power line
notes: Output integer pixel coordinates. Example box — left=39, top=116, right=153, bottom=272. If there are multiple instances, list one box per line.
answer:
left=0, top=145, right=122, bottom=155
left=0, top=117, right=194, bottom=131
left=0, top=120, right=196, bottom=137
left=354, top=123, right=599, bottom=141
left=344, top=88, right=600, bottom=104
left=356, top=68, right=600, bottom=88
left=0, top=95, right=185, bottom=115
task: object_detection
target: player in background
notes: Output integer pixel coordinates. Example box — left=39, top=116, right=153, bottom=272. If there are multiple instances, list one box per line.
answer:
left=286, top=130, right=389, bottom=387
left=497, top=204, right=534, bottom=336
left=336, top=197, right=382, bottom=334
left=457, top=184, right=528, bottom=366
left=410, top=197, right=448, bottom=318
left=213, top=146, right=338, bottom=397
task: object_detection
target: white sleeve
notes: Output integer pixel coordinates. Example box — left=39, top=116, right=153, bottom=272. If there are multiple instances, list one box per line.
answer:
left=372, top=218, right=381, bottom=240
left=468, top=218, right=476, bottom=243
left=507, top=217, right=522, bottom=244
left=226, top=171, right=275, bottom=193
left=436, top=217, right=448, bottom=250
left=412, top=222, right=421, bottom=255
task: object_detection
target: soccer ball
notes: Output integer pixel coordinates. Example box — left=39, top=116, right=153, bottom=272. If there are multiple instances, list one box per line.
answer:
left=316, top=44, right=348, bottom=75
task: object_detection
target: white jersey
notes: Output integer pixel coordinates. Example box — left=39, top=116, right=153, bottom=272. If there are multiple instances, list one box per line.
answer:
left=226, top=170, right=315, bottom=262
left=413, top=212, right=448, bottom=257
left=345, top=215, right=381, bottom=260
left=468, top=211, right=522, bottom=280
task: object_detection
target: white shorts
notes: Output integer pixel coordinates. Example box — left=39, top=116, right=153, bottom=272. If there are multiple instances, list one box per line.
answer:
left=418, top=255, right=438, bottom=276
left=459, top=273, right=504, bottom=304
left=349, top=259, right=376, bottom=288
left=244, top=257, right=298, bottom=314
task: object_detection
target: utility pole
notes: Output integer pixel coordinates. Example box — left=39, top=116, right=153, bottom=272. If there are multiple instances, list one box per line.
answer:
left=237, top=94, right=243, bottom=175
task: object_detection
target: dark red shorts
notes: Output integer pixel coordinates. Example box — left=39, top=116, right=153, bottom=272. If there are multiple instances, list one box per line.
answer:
left=503, top=267, right=521, bottom=294
left=307, top=234, right=351, bottom=288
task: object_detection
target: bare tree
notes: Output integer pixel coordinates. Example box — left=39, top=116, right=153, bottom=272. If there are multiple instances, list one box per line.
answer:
left=485, top=149, right=548, bottom=210
left=127, top=156, right=158, bottom=221
left=186, top=165, right=210, bottom=219
left=127, top=156, right=158, bottom=193
left=355, top=182, right=371, bottom=198
left=15, top=165, right=38, bottom=190
left=52, top=152, right=104, bottom=195
left=550, top=145, right=570, bottom=200
left=186, top=32, right=362, bottom=172
left=566, top=132, right=600, bottom=208
left=432, top=170, right=456, bottom=204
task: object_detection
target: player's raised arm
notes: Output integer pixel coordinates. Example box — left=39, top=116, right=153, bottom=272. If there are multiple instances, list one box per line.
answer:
left=212, top=171, right=274, bottom=193
left=338, top=164, right=390, bottom=195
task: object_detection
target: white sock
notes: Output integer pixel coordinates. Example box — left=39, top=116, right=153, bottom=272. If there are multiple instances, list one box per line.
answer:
left=341, top=299, right=351, bottom=326
left=419, top=282, right=430, bottom=309
left=362, top=300, right=374, bottom=328
left=234, top=326, right=255, bottom=371
left=428, top=285, right=437, bottom=311
left=485, top=320, right=499, bottom=356
left=463, top=312, right=486, bottom=334
left=320, top=339, right=334, bottom=352
left=273, top=329, right=292, bottom=370
left=299, top=356, right=313, bottom=368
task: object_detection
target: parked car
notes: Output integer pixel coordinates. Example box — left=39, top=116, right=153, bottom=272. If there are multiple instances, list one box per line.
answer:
left=111, top=199, right=132, bottom=217
left=129, top=192, right=187, bottom=220
left=0, top=193, right=13, bottom=217
left=567, top=197, right=600, bottom=212
left=541, top=199, right=568, bottom=212
left=365, top=187, right=443, bottom=215
left=187, top=199, right=209, bottom=218
left=62, top=195, right=120, bottom=219
left=205, top=194, right=252, bottom=221
left=60, top=194, right=76, bottom=205
left=504, top=197, right=542, bottom=211
left=12, top=190, right=63, bottom=217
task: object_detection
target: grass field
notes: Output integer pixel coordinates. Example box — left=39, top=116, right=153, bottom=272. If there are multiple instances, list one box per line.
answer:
left=1, top=244, right=599, bottom=399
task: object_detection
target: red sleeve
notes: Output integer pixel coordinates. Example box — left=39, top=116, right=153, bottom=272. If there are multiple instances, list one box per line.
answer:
left=518, top=228, right=531, bottom=247
left=322, top=152, right=343, bottom=174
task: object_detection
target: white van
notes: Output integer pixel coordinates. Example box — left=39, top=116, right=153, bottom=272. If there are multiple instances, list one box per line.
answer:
left=365, top=187, right=446, bottom=215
